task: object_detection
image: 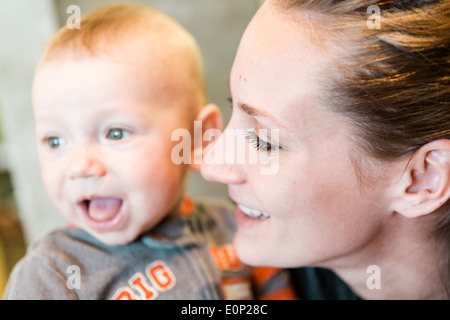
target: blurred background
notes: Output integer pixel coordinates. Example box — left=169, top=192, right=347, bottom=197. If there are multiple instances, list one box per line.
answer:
left=0, top=0, right=264, bottom=297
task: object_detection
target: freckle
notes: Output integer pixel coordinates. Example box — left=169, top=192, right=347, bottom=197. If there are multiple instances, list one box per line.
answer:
left=244, top=77, right=247, bottom=82
left=239, top=75, right=242, bottom=79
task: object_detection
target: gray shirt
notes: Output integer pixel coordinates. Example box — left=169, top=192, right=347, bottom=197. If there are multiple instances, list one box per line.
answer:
left=3, top=199, right=256, bottom=300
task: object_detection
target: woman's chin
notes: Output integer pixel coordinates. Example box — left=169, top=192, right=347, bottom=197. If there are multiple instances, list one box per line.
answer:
left=234, top=234, right=268, bottom=266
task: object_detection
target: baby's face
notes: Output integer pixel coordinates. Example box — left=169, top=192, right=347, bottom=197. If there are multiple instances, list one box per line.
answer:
left=33, top=56, right=193, bottom=245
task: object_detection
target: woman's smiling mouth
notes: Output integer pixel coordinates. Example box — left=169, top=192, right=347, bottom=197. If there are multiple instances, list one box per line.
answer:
left=237, top=204, right=271, bottom=220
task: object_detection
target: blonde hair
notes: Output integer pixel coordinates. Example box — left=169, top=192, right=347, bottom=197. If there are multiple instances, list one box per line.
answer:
left=39, top=4, right=207, bottom=107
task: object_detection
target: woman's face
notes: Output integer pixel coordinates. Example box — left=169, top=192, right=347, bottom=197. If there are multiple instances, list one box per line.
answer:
left=201, top=3, right=394, bottom=268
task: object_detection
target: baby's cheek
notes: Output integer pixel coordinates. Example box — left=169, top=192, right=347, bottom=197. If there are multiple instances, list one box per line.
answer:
left=41, top=167, right=62, bottom=199
left=131, top=162, right=179, bottom=193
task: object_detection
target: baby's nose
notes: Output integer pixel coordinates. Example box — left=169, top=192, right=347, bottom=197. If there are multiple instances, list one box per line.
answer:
left=67, top=146, right=106, bottom=179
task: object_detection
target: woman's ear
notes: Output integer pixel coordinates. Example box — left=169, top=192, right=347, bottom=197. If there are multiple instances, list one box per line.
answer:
left=190, top=104, right=223, bottom=171
left=389, top=140, right=450, bottom=218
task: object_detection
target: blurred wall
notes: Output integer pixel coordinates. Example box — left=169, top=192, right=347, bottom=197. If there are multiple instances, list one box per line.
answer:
left=0, top=0, right=64, bottom=245
left=0, top=0, right=262, bottom=244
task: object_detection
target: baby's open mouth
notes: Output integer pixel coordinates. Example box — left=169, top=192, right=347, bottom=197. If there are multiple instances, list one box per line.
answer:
left=80, top=197, right=123, bottom=223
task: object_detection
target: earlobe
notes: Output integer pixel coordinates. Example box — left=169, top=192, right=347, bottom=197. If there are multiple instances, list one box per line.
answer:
left=392, top=140, right=450, bottom=218
left=189, top=104, right=223, bottom=171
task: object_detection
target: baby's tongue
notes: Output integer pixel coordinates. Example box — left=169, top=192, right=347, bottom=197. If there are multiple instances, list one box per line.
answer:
left=88, top=198, right=122, bottom=222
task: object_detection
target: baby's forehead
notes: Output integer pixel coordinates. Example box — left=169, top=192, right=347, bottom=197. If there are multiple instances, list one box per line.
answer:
left=41, top=17, right=204, bottom=94
left=33, top=51, right=202, bottom=122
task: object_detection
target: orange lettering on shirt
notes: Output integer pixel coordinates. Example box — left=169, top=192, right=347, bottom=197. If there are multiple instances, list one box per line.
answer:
left=209, top=245, right=243, bottom=271
left=147, top=261, right=176, bottom=291
left=129, top=272, right=158, bottom=300
left=112, top=287, right=139, bottom=300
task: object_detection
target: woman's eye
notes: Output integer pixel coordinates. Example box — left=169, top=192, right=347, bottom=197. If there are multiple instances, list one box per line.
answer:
left=106, top=128, right=131, bottom=140
left=47, top=137, right=66, bottom=149
left=244, top=130, right=279, bottom=152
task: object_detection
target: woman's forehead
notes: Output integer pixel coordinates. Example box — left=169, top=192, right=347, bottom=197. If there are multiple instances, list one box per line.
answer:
left=230, top=4, right=335, bottom=129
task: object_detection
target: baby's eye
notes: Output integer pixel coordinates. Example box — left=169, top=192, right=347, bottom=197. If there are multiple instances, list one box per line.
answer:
left=47, top=137, right=66, bottom=149
left=106, top=128, right=131, bottom=140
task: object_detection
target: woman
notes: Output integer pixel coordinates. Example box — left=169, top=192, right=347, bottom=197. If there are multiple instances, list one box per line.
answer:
left=201, top=0, right=449, bottom=299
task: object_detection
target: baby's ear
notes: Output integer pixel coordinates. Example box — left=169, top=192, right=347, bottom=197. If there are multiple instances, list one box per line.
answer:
left=190, top=104, right=223, bottom=171
left=389, top=140, right=450, bottom=218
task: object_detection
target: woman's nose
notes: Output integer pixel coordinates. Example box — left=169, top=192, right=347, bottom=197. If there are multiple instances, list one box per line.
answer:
left=67, top=146, right=106, bottom=180
left=200, top=130, right=246, bottom=185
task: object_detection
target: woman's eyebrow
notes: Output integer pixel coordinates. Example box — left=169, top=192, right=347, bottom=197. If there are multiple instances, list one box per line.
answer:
left=237, top=102, right=287, bottom=129
left=238, top=102, right=268, bottom=117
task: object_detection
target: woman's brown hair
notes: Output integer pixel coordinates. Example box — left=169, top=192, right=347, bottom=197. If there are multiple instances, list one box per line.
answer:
left=272, top=0, right=449, bottom=296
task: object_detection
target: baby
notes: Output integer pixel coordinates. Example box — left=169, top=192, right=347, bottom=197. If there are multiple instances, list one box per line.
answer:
left=3, top=4, right=295, bottom=300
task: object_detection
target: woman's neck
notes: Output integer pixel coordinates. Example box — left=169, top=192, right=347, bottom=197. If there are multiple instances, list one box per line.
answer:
left=328, top=216, right=446, bottom=300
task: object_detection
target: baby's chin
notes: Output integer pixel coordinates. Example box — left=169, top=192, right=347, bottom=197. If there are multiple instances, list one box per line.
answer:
left=89, top=229, right=140, bottom=246
left=72, top=219, right=141, bottom=246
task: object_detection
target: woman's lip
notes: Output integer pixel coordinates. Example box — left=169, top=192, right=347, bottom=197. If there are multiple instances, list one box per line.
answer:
left=235, top=205, right=269, bottom=229
left=237, top=204, right=270, bottom=219
left=228, top=189, right=271, bottom=220
left=228, top=193, right=270, bottom=216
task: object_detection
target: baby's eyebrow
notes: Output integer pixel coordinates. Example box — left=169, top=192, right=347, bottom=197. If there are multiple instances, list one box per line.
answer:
left=34, top=115, right=57, bottom=124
